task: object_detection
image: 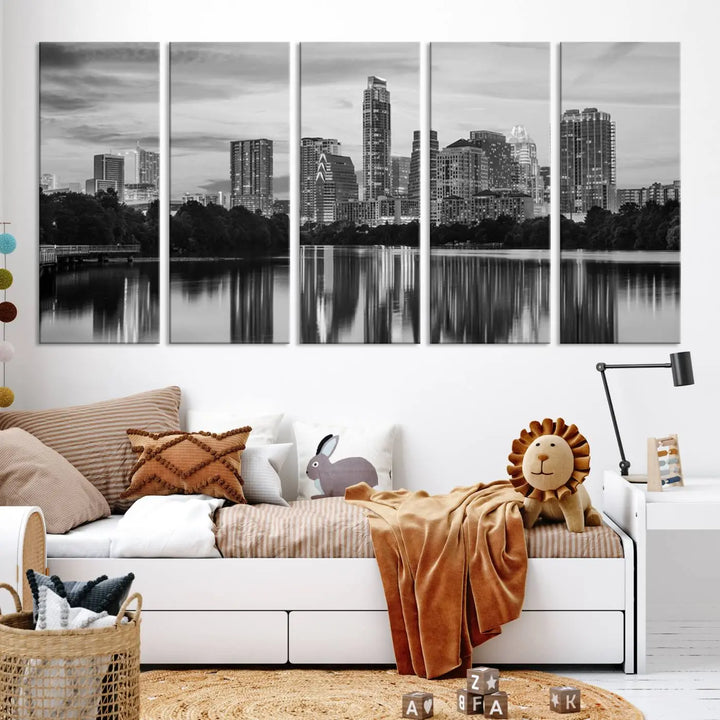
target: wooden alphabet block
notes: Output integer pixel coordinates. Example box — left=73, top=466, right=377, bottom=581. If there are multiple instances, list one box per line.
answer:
left=457, top=688, right=484, bottom=715
left=466, top=666, right=500, bottom=695
left=550, top=686, right=581, bottom=714
left=402, top=691, right=433, bottom=718
left=483, top=691, right=508, bottom=718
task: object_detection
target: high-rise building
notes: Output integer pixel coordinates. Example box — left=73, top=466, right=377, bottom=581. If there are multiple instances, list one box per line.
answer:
left=40, top=173, right=57, bottom=191
left=135, top=144, right=159, bottom=186
left=391, top=156, right=411, bottom=196
left=539, top=166, right=551, bottom=205
left=436, top=140, right=489, bottom=205
left=408, top=130, right=439, bottom=223
left=507, top=125, right=543, bottom=210
left=362, top=76, right=391, bottom=201
left=300, top=137, right=341, bottom=223
left=560, top=108, right=617, bottom=215
left=315, top=152, right=358, bottom=225
left=90, top=153, right=125, bottom=200
left=468, top=130, right=514, bottom=190
left=230, top=139, right=273, bottom=215
left=617, top=180, right=681, bottom=208
left=124, top=183, right=158, bottom=207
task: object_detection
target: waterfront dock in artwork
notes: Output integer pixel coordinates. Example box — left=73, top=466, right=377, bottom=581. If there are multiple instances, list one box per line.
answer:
left=40, top=243, right=141, bottom=270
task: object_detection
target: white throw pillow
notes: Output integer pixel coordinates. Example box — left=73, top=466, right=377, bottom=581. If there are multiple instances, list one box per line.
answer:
left=294, top=420, right=395, bottom=500
left=241, top=443, right=292, bottom=506
left=186, top=411, right=282, bottom=447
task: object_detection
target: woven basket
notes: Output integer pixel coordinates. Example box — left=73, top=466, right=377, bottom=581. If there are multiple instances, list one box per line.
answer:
left=0, top=582, right=142, bottom=720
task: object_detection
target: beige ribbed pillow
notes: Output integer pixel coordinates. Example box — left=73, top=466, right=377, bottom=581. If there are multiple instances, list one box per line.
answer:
left=0, top=386, right=181, bottom=512
left=0, top=428, right=111, bottom=533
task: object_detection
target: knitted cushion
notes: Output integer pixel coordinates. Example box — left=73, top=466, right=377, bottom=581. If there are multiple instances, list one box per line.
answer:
left=26, top=569, right=134, bottom=618
left=121, top=427, right=251, bottom=504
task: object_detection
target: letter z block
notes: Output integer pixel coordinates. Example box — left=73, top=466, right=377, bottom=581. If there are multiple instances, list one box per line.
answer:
left=467, top=666, right=500, bottom=695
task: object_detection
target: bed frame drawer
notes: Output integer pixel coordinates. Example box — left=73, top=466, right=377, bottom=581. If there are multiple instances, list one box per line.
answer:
left=140, top=611, right=288, bottom=664
left=289, top=610, right=624, bottom=666
left=289, top=611, right=395, bottom=664
left=473, top=611, right=625, bottom=665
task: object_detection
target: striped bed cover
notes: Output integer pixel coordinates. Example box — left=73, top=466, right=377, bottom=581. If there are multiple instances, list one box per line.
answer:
left=215, top=496, right=623, bottom=559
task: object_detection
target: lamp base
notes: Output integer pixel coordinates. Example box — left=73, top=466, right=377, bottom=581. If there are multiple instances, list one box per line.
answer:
left=625, top=473, right=649, bottom=484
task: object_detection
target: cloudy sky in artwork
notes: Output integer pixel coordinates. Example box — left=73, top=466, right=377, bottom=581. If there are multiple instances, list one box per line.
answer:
left=40, top=43, right=159, bottom=188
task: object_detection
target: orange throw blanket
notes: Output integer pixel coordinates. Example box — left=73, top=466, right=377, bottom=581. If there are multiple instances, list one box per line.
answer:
left=345, top=480, right=527, bottom=679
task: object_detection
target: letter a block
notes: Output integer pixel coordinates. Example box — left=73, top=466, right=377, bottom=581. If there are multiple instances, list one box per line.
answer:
left=550, top=686, right=581, bottom=714
left=402, top=691, right=433, bottom=719
left=457, top=688, right=484, bottom=715
left=483, top=691, right=508, bottom=718
left=467, top=666, right=500, bottom=695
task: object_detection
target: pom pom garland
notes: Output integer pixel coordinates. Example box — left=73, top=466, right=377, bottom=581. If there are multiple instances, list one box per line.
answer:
left=0, top=302, right=17, bottom=323
left=0, top=341, right=14, bottom=362
left=0, top=386, right=14, bottom=408
left=1, top=223, right=16, bottom=408
left=0, top=233, right=16, bottom=254
left=0, top=269, right=13, bottom=290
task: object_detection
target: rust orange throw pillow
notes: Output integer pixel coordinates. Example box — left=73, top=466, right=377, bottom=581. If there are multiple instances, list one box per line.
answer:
left=121, top=427, right=252, bottom=503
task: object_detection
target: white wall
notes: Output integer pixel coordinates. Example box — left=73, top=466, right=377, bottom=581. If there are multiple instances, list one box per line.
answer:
left=3, top=0, right=720, bottom=620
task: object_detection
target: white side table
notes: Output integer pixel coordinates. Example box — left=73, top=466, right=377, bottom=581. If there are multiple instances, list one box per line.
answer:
left=0, top=506, right=46, bottom=614
left=603, top=471, right=720, bottom=672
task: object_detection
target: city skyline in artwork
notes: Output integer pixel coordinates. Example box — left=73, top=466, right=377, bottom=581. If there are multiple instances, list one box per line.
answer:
left=39, top=43, right=159, bottom=196
left=39, top=42, right=160, bottom=344
left=430, top=42, right=550, bottom=345
left=169, top=42, right=290, bottom=344
left=300, top=42, right=420, bottom=344
left=560, top=42, right=681, bottom=345
left=170, top=42, right=290, bottom=203
left=561, top=42, right=680, bottom=189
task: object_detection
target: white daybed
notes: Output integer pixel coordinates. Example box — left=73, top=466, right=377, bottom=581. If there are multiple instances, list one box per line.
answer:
left=38, top=513, right=636, bottom=673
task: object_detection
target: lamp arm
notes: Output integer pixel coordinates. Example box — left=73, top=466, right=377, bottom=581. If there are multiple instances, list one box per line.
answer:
left=596, top=362, right=631, bottom=476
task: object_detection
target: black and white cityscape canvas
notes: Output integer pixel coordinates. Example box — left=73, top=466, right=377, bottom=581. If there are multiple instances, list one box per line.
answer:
left=430, top=43, right=550, bottom=344
left=560, top=43, right=680, bottom=343
left=39, top=43, right=159, bottom=343
left=170, top=43, right=289, bottom=343
left=300, top=42, right=420, bottom=344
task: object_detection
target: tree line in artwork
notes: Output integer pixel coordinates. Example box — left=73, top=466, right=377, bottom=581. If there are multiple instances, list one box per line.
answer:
left=430, top=216, right=549, bottom=249
left=300, top=221, right=420, bottom=247
left=561, top=200, right=680, bottom=251
left=39, top=189, right=160, bottom=256
left=171, top=201, right=289, bottom=258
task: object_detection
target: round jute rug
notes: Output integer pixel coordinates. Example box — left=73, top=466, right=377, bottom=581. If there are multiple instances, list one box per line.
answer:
left=139, top=667, right=643, bottom=720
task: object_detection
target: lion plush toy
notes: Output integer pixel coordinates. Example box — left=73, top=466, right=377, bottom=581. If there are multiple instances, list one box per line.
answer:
left=507, top=418, right=602, bottom=533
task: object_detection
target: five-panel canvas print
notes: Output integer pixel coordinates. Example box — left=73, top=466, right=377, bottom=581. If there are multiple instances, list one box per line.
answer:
left=38, top=42, right=680, bottom=345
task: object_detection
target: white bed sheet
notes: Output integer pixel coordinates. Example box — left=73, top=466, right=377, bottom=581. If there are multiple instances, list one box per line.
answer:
left=46, top=515, right=122, bottom=558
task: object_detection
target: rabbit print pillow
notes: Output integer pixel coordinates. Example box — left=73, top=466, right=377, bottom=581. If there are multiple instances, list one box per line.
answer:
left=293, top=420, right=395, bottom=500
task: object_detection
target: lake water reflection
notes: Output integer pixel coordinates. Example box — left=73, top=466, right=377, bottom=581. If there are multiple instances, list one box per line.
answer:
left=431, top=249, right=550, bottom=343
left=300, top=245, right=419, bottom=343
left=170, top=258, right=289, bottom=343
left=39, top=262, right=159, bottom=343
left=560, top=251, right=680, bottom=343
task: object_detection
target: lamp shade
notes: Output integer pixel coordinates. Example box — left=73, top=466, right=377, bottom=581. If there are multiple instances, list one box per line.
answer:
left=670, top=351, right=694, bottom=387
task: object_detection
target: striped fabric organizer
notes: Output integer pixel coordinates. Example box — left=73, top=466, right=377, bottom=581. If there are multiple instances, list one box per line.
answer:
left=647, top=434, right=684, bottom=492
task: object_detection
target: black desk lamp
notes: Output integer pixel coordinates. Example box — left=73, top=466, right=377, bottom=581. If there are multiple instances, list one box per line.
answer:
left=596, top=351, right=694, bottom=477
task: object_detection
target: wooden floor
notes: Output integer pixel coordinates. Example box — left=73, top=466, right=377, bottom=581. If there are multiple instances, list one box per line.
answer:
left=567, top=622, right=720, bottom=719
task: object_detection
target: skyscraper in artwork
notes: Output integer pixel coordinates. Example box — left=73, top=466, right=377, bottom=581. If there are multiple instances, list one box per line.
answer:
left=560, top=108, right=617, bottom=215
left=507, top=125, right=544, bottom=212
left=362, top=76, right=391, bottom=201
left=230, top=138, right=274, bottom=215
left=409, top=129, right=439, bottom=223
left=300, top=137, right=341, bottom=223
left=136, top=143, right=159, bottom=186
left=87, top=153, right=125, bottom=199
